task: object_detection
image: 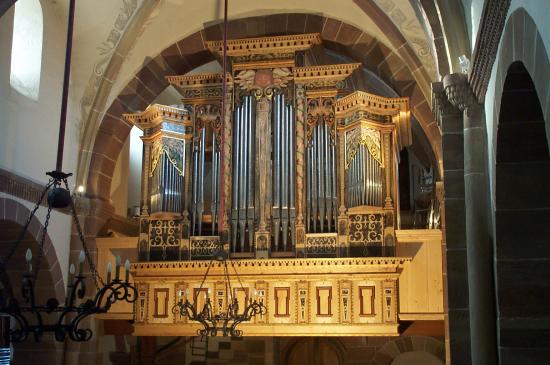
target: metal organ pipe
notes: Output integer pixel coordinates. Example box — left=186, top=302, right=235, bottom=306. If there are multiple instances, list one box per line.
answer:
left=230, top=96, right=256, bottom=253
left=281, top=96, right=289, bottom=251
left=270, top=93, right=296, bottom=252
left=231, top=107, right=240, bottom=252
left=346, top=144, right=383, bottom=208
left=289, top=105, right=296, bottom=251
left=247, top=97, right=255, bottom=247
left=272, top=95, right=281, bottom=250
left=239, top=97, right=247, bottom=251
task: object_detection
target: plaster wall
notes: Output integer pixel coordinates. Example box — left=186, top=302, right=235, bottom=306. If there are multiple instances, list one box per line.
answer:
left=0, top=2, right=79, bottom=185
left=0, top=1, right=80, bottom=286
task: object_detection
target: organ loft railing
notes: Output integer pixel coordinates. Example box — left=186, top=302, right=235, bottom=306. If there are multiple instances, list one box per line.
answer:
left=123, top=33, right=411, bottom=262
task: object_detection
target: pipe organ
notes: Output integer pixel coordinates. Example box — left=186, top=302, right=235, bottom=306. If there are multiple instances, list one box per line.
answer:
left=124, top=33, right=411, bottom=262
left=110, top=33, right=438, bottom=338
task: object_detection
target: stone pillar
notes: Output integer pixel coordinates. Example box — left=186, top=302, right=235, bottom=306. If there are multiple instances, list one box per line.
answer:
left=443, top=73, right=497, bottom=365
left=294, top=84, right=306, bottom=256
left=432, top=81, right=471, bottom=365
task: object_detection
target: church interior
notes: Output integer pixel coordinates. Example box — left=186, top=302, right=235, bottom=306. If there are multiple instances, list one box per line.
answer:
left=0, top=0, right=548, bottom=364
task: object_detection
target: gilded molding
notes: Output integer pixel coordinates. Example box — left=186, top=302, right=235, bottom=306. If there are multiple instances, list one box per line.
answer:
left=335, top=91, right=409, bottom=116
left=335, top=91, right=411, bottom=149
left=122, top=104, right=191, bottom=130
left=131, top=257, right=410, bottom=276
left=294, top=63, right=361, bottom=89
left=205, top=33, right=321, bottom=57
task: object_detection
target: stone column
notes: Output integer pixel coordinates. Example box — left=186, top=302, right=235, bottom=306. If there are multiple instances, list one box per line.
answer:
left=432, top=81, right=471, bottom=365
left=443, top=73, right=497, bottom=365
left=294, top=84, right=306, bottom=256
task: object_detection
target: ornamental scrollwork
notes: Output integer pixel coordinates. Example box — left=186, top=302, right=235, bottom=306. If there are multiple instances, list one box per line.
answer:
left=150, top=137, right=185, bottom=176
left=306, top=97, right=335, bottom=144
left=348, top=214, right=384, bottom=244
left=182, top=86, right=222, bottom=100
left=305, top=235, right=337, bottom=258
left=345, top=127, right=382, bottom=169
left=149, top=220, right=181, bottom=247
left=195, top=104, right=222, bottom=144
left=234, top=68, right=292, bottom=100
left=190, top=237, right=220, bottom=260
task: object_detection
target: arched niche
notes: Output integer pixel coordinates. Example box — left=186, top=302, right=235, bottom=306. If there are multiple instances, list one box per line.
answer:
left=494, top=60, right=550, bottom=361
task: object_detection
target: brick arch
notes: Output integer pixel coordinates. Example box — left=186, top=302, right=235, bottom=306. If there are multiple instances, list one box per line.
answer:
left=371, top=336, right=445, bottom=365
left=0, top=197, right=65, bottom=364
left=0, top=197, right=65, bottom=301
left=86, top=13, right=441, bottom=202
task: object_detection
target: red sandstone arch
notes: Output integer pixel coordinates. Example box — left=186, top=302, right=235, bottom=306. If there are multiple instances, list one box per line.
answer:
left=0, top=197, right=65, bottom=300
left=0, top=197, right=65, bottom=364
left=85, top=13, right=441, bottom=203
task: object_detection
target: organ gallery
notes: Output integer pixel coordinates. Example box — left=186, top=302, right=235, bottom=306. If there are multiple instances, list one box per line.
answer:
left=98, top=33, right=442, bottom=337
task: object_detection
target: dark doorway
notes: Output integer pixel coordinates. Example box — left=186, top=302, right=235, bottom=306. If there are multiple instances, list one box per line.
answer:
left=494, top=61, right=550, bottom=362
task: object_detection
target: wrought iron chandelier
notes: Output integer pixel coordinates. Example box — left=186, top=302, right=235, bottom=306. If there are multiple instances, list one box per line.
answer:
left=171, top=244, right=266, bottom=337
left=169, top=0, right=265, bottom=338
left=0, top=173, right=136, bottom=343
left=0, top=0, right=136, bottom=343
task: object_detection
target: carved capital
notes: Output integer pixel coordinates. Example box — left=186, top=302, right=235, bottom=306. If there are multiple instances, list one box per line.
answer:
left=442, top=73, right=476, bottom=111
left=431, top=82, right=459, bottom=125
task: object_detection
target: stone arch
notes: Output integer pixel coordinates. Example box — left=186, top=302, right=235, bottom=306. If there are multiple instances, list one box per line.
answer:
left=494, top=60, right=550, bottom=361
left=0, top=197, right=65, bottom=364
left=492, top=8, right=550, bottom=159
left=84, top=13, right=441, bottom=204
left=371, top=336, right=445, bottom=365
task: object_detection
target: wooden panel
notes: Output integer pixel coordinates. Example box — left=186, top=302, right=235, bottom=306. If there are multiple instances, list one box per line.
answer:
left=274, top=287, right=291, bottom=317
left=395, top=229, right=444, bottom=319
left=153, top=288, right=169, bottom=318
left=316, top=287, right=332, bottom=316
left=359, top=286, right=375, bottom=316
left=193, top=288, right=209, bottom=313
left=233, top=287, right=249, bottom=315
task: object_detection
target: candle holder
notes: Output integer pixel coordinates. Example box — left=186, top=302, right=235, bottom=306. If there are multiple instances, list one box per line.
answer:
left=172, top=243, right=267, bottom=338
left=0, top=171, right=137, bottom=342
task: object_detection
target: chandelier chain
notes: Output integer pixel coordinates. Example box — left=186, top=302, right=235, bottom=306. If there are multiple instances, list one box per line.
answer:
left=2, top=179, right=55, bottom=270
left=63, top=178, right=104, bottom=290
left=32, top=203, right=52, bottom=283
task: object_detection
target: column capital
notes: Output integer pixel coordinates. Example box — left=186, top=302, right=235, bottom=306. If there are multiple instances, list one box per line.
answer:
left=442, top=73, right=476, bottom=111
left=431, top=81, right=460, bottom=128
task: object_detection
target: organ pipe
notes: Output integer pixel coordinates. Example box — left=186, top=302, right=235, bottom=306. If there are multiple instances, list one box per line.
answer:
left=271, top=93, right=296, bottom=252
left=346, top=144, right=383, bottom=208
left=305, top=106, right=337, bottom=234
left=191, top=105, right=221, bottom=237
left=231, top=96, right=256, bottom=252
